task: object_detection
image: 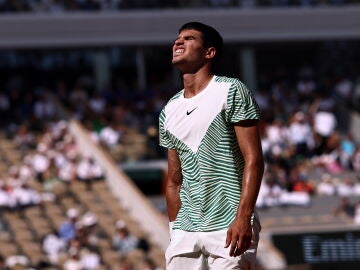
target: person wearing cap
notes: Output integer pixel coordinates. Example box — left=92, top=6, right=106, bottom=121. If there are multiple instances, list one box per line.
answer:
left=112, top=220, right=139, bottom=254
left=78, top=212, right=100, bottom=249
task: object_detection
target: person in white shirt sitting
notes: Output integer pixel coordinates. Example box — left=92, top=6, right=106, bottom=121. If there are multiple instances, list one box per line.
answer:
left=316, top=174, right=336, bottom=196
left=76, top=157, right=104, bottom=190
left=42, top=229, right=66, bottom=264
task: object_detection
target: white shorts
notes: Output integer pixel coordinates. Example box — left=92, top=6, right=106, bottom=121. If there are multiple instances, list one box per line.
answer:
left=165, top=219, right=261, bottom=270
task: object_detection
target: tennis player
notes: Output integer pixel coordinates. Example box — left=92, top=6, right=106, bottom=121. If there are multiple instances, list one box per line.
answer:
left=159, top=22, right=264, bottom=269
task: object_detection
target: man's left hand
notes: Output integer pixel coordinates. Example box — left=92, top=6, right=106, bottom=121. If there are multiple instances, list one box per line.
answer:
left=224, top=217, right=252, bottom=257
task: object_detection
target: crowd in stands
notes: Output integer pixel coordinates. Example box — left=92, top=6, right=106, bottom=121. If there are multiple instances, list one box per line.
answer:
left=44, top=207, right=102, bottom=269
left=0, top=119, right=162, bottom=269
left=0, top=0, right=359, bottom=13
left=254, top=65, right=360, bottom=215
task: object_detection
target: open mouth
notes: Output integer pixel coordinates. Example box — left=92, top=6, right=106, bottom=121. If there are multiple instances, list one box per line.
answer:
left=174, top=48, right=184, bottom=55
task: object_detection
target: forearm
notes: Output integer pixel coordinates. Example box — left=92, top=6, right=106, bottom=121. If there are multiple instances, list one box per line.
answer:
left=236, top=158, right=264, bottom=220
left=166, top=149, right=183, bottom=222
left=225, top=152, right=264, bottom=256
left=234, top=121, right=264, bottom=221
left=166, top=184, right=181, bottom=221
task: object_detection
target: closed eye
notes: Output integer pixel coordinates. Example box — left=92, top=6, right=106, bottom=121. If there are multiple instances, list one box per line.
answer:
left=174, top=35, right=196, bottom=43
left=184, top=35, right=195, bottom=40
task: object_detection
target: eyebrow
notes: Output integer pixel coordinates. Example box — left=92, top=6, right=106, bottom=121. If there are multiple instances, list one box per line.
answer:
left=174, top=34, right=196, bottom=42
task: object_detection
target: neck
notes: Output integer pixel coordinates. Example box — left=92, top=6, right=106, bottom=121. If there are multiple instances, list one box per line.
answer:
left=183, top=69, right=214, bottom=98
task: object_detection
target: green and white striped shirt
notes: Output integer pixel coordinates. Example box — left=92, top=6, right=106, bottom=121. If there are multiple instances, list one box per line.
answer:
left=159, top=75, right=260, bottom=232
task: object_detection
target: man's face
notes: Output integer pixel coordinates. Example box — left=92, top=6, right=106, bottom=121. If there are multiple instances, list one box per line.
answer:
left=172, top=29, right=209, bottom=73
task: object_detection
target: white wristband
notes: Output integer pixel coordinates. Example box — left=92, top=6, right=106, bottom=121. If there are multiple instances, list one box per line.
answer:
left=169, top=221, right=174, bottom=236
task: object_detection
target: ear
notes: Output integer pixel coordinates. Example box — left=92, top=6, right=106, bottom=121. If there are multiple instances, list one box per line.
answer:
left=205, top=47, right=216, bottom=60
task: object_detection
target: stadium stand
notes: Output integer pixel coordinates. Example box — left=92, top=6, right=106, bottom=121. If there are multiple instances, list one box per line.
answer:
left=0, top=123, right=166, bottom=269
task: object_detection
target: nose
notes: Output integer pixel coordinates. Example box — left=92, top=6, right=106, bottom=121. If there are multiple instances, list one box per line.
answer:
left=174, top=38, right=184, bottom=46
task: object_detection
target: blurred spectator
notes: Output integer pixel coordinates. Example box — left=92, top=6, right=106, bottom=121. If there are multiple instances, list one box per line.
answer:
left=12, top=182, right=41, bottom=210
left=68, top=237, right=83, bottom=254
left=78, top=211, right=100, bottom=249
left=80, top=247, right=101, bottom=270
left=18, top=158, right=35, bottom=182
left=287, top=111, right=313, bottom=158
left=41, top=164, right=65, bottom=195
left=57, top=155, right=77, bottom=184
left=13, top=124, right=36, bottom=151
left=31, top=143, right=51, bottom=181
left=63, top=247, right=83, bottom=270
left=59, top=208, right=80, bottom=242
left=292, top=177, right=314, bottom=195
left=0, top=166, right=42, bottom=211
left=333, top=197, right=355, bottom=219
left=262, top=118, right=288, bottom=160
left=334, top=75, right=353, bottom=104
left=296, top=67, right=316, bottom=103
left=112, top=220, right=139, bottom=254
left=98, top=123, right=122, bottom=148
left=34, top=94, right=56, bottom=120
left=316, top=174, right=336, bottom=196
left=76, top=156, right=105, bottom=190
left=5, top=255, right=29, bottom=269
left=266, top=118, right=287, bottom=148
left=312, top=152, right=343, bottom=175
left=256, top=178, right=284, bottom=208
left=289, top=163, right=314, bottom=194
left=338, top=133, right=357, bottom=170
left=0, top=181, right=16, bottom=210
left=336, top=178, right=354, bottom=197
left=312, top=107, right=337, bottom=155
left=70, top=82, right=89, bottom=118
left=88, top=92, right=106, bottom=115
left=42, top=229, right=66, bottom=265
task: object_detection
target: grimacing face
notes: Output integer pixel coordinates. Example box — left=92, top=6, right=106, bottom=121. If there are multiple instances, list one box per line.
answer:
left=172, top=29, right=211, bottom=73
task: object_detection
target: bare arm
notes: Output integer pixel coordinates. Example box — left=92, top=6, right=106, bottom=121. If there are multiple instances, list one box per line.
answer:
left=166, top=148, right=183, bottom=222
left=225, top=119, right=264, bottom=256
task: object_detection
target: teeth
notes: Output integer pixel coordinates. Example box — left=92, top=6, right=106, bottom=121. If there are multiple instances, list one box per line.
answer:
left=175, top=49, right=184, bottom=54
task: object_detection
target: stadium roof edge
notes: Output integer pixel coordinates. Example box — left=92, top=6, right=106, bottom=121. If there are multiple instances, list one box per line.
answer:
left=0, top=6, right=359, bottom=49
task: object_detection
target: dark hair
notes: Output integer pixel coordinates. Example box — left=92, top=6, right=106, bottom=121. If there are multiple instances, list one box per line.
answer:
left=179, top=22, right=223, bottom=70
